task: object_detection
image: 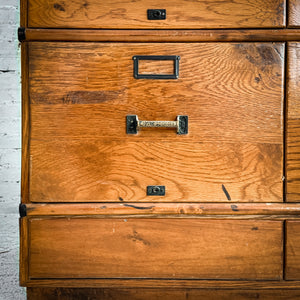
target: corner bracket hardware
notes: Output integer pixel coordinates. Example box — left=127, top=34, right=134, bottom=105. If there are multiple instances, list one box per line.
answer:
left=18, top=27, right=26, bottom=42
left=19, top=203, right=27, bottom=218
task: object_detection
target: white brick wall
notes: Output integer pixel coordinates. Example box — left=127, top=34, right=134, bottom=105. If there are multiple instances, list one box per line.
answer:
left=0, top=0, right=26, bottom=298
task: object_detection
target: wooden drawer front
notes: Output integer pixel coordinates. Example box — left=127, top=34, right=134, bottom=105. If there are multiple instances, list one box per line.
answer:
left=28, top=218, right=283, bottom=280
left=289, top=0, right=300, bottom=27
left=26, top=288, right=300, bottom=300
left=29, top=42, right=284, bottom=203
left=286, top=221, right=300, bottom=279
left=27, top=0, right=285, bottom=29
left=287, top=43, right=300, bottom=202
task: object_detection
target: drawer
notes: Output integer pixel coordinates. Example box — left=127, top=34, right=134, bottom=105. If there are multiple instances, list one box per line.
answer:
left=26, top=288, right=300, bottom=300
left=289, top=0, right=300, bottom=27
left=27, top=0, right=285, bottom=29
left=26, top=218, right=283, bottom=280
left=28, top=42, right=284, bottom=203
left=286, top=221, right=300, bottom=279
left=287, top=43, right=300, bottom=202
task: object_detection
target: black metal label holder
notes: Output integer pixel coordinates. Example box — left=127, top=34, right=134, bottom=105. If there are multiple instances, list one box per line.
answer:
left=132, top=55, right=180, bottom=79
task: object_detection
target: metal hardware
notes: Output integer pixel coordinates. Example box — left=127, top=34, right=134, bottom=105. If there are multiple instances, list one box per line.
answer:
left=147, top=9, right=166, bottom=20
left=132, top=55, right=180, bottom=79
left=18, top=27, right=26, bottom=42
left=126, top=115, right=139, bottom=134
left=147, top=185, right=165, bottom=196
left=126, top=115, right=188, bottom=135
left=19, top=203, right=27, bottom=218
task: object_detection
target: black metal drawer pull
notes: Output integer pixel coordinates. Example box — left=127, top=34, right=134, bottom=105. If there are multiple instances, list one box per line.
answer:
left=132, top=55, right=180, bottom=79
left=126, top=115, right=188, bottom=135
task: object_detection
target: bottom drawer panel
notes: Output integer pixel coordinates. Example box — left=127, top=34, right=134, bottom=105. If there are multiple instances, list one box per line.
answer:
left=27, top=287, right=300, bottom=300
left=286, top=221, right=300, bottom=280
left=28, top=218, right=282, bottom=280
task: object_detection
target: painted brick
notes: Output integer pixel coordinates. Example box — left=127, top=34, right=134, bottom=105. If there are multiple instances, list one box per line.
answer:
left=0, top=0, right=24, bottom=297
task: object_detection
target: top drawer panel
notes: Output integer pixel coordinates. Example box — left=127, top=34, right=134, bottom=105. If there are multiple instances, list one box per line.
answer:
left=27, top=0, right=285, bottom=29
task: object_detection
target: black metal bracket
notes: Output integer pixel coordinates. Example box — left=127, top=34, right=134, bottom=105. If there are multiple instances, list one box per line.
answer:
left=147, top=9, right=166, bottom=20
left=18, top=27, right=26, bottom=42
left=19, top=203, right=27, bottom=218
left=178, top=115, right=188, bottom=135
left=126, top=115, right=138, bottom=134
left=147, top=186, right=165, bottom=196
left=132, top=55, right=180, bottom=80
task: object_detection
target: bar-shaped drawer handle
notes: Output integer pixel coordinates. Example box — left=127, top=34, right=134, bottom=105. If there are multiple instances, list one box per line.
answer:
left=132, top=55, right=180, bottom=79
left=126, top=115, right=188, bottom=135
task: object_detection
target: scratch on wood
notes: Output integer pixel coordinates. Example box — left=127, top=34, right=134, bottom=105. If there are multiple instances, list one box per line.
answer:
left=222, top=184, right=231, bottom=201
left=231, top=205, right=239, bottom=212
left=128, top=230, right=150, bottom=246
left=124, top=204, right=154, bottom=210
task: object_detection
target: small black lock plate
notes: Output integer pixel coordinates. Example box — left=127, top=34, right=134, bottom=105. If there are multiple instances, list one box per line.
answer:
left=147, top=9, right=166, bottom=20
left=147, top=185, right=165, bottom=196
left=178, top=115, right=188, bottom=135
left=126, top=115, right=138, bottom=134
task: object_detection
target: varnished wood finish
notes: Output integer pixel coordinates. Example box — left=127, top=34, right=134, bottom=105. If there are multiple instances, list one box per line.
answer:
left=19, top=218, right=28, bottom=286
left=20, top=0, right=28, bottom=27
left=25, top=203, right=300, bottom=217
left=28, top=218, right=282, bottom=280
left=287, top=43, right=300, bottom=202
left=286, top=221, right=300, bottom=279
left=26, top=287, right=300, bottom=300
left=23, top=279, right=300, bottom=289
left=28, top=42, right=284, bottom=202
left=30, top=141, right=283, bottom=203
left=27, top=0, right=285, bottom=29
left=20, top=0, right=300, bottom=294
left=21, top=43, right=30, bottom=204
left=23, top=29, right=300, bottom=43
left=288, top=0, right=300, bottom=27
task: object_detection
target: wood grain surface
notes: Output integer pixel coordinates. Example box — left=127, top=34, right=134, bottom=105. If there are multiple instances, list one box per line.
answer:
left=19, top=218, right=28, bottom=286
left=24, top=203, right=300, bottom=217
left=286, top=221, right=300, bottom=279
left=23, top=279, right=300, bottom=289
left=28, top=42, right=284, bottom=202
left=27, top=0, right=285, bottom=29
left=20, top=0, right=27, bottom=27
left=28, top=218, right=283, bottom=280
left=26, top=287, right=300, bottom=300
left=287, top=43, right=300, bottom=202
left=21, top=43, right=30, bottom=204
left=288, top=0, right=300, bottom=27
left=30, top=140, right=282, bottom=202
left=23, top=29, right=300, bottom=43
left=28, top=42, right=284, bottom=143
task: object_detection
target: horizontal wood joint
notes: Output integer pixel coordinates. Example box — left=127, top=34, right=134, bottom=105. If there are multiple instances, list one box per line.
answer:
left=22, top=29, right=300, bottom=42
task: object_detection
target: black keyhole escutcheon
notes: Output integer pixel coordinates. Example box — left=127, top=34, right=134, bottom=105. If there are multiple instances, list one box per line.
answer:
left=147, top=9, right=166, bottom=20
left=147, top=186, right=165, bottom=196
